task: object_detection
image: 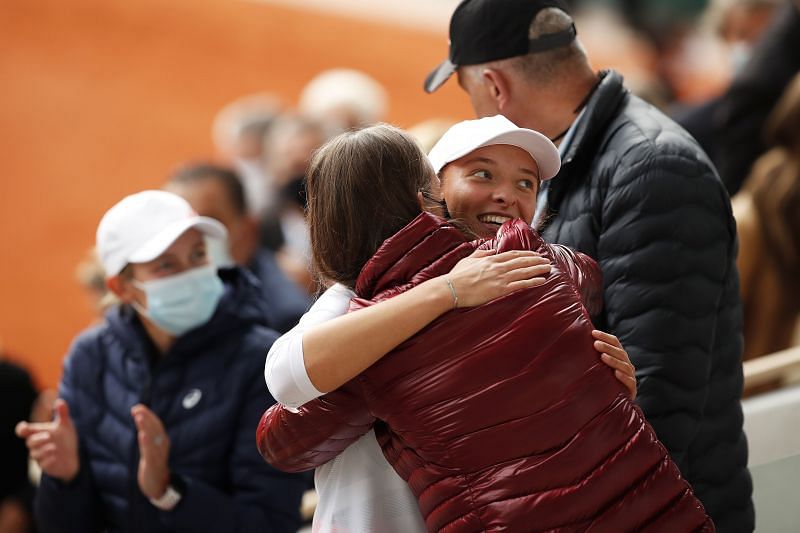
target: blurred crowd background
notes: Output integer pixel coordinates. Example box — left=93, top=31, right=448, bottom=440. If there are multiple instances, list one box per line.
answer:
left=2, top=0, right=800, bottom=528
left=5, top=0, right=797, bottom=389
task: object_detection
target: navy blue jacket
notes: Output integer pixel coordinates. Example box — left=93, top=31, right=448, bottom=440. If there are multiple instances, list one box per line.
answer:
left=541, top=71, right=753, bottom=532
left=35, top=267, right=304, bottom=533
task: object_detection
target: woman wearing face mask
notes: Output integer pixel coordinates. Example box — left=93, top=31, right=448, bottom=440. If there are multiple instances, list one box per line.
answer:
left=16, top=191, right=306, bottom=533
left=258, top=118, right=713, bottom=531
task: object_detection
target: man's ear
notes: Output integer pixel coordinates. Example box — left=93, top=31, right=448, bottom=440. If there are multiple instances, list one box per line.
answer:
left=481, top=68, right=512, bottom=112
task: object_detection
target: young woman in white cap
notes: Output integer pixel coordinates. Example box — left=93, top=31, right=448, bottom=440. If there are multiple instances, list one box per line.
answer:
left=16, top=190, right=306, bottom=532
left=255, top=118, right=706, bottom=532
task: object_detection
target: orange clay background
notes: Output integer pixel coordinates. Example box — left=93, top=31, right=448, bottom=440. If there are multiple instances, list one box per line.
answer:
left=0, top=0, right=476, bottom=389
left=1, top=0, right=690, bottom=390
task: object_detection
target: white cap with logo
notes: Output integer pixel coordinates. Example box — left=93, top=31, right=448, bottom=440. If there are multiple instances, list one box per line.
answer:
left=427, top=115, right=560, bottom=179
left=96, top=190, right=227, bottom=277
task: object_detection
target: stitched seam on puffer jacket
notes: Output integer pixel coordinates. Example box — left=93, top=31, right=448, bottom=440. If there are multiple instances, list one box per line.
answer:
left=464, top=407, right=649, bottom=517
left=434, top=472, right=487, bottom=533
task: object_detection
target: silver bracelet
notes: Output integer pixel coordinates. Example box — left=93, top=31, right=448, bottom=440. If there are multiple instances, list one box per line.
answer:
left=444, top=277, right=458, bottom=310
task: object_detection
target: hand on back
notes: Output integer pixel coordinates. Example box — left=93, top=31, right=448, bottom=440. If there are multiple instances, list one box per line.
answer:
left=447, top=248, right=551, bottom=308
left=592, top=330, right=637, bottom=400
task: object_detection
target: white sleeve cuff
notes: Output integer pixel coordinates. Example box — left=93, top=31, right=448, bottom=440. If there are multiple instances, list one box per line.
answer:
left=264, top=284, right=353, bottom=409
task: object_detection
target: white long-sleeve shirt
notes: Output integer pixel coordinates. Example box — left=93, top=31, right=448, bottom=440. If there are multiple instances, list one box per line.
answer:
left=264, top=284, right=426, bottom=533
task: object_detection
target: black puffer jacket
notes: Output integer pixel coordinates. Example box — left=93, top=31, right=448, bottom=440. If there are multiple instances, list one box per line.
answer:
left=540, top=70, right=753, bottom=532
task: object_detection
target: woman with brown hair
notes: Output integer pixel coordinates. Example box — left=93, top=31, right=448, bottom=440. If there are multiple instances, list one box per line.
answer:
left=259, top=117, right=711, bottom=531
left=734, top=72, right=800, bottom=361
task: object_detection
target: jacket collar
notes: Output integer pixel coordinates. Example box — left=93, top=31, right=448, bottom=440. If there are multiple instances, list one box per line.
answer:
left=539, top=70, right=628, bottom=226
left=355, top=213, right=471, bottom=299
left=560, top=70, right=628, bottom=167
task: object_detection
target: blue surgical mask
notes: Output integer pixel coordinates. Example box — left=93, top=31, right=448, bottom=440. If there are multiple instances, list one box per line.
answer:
left=131, top=264, right=224, bottom=336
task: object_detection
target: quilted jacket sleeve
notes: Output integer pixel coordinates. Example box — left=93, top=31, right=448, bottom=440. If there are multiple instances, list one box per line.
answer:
left=257, top=383, right=376, bottom=473
left=598, top=147, right=735, bottom=474
left=34, top=333, right=105, bottom=533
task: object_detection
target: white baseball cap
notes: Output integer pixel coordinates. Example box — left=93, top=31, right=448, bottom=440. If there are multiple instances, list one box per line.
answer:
left=427, top=115, right=560, bottom=180
left=96, top=190, right=227, bottom=277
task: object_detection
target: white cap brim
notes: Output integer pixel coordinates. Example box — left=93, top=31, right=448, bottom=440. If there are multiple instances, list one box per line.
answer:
left=428, top=117, right=560, bottom=180
left=127, top=216, right=227, bottom=265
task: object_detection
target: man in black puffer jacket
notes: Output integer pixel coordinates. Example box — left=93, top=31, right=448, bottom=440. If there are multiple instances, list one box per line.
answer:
left=424, top=1, right=753, bottom=530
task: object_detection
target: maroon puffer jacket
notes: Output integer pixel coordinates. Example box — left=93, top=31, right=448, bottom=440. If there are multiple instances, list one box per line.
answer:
left=258, top=212, right=713, bottom=532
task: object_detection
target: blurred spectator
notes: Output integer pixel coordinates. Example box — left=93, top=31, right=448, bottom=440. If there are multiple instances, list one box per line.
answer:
left=0, top=358, right=38, bottom=533
left=713, top=0, right=800, bottom=194
left=673, top=0, right=781, bottom=167
left=707, top=0, right=781, bottom=75
left=573, top=5, right=671, bottom=109
left=166, top=163, right=310, bottom=333
left=733, top=72, right=800, bottom=361
left=406, top=118, right=455, bottom=153
left=16, top=191, right=305, bottom=533
left=298, top=68, right=388, bottom=132
left=212, top=92, right=284, bottom=216
left=261, top=114, right=329, bottom=294
left=74, top=247, right=115, bottom=318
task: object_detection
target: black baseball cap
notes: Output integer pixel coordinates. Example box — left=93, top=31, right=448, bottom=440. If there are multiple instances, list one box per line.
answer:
left=424, top=0, right=576, bottom=93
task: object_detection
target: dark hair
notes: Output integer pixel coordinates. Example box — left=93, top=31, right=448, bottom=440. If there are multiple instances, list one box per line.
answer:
left=307, top=124, right=436, bottom=288
left=168, top=163, right=247, bottom=216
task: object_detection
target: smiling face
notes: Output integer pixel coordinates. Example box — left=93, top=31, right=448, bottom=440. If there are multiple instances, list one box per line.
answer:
left=440, top=144, right=540, bottom=238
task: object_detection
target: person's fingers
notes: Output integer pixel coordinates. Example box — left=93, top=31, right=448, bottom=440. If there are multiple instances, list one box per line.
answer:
left=488, top=250, right=541, bottom=263
left=15, top=421, right=31, bottom=438
left=29, top=442, right=57, bottom=462
left=15, top=421, right=54, bottom=438
left=53, top=399, right=73, bottom=428
left=26, top=431, right=53, bottom=449
left=138, top=407, right=166, bottom=435
left=594, top=340, right=628, bottom=361
left=600, top=351, right=634, bottom=374
left=503, top=264, right=552, bottom=282
left=132, top=405, right=160, bottom=434
left=467, top=248, right=497, bottom=258
left=495, top=256, right=550, bottom=273
left=615, top=370, right=637, bottom=399
left=132, top=411, right=145, bottom=433
left=508, top=277, right=548, bottom=290
left=138, top=430, right=153, bottom=458
left=136, top=415, right=167, bottom=457
left=136, top=414, right=158, bottom=439
left=592, top=330, right=622, bottom=347
left=38, top=455, right=58, bottom=473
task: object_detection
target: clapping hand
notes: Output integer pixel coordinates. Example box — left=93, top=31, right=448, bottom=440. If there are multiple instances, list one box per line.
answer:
left=16, top=399, right=80, bottom=482
left=131, top=404, right=171, bottom=500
